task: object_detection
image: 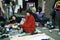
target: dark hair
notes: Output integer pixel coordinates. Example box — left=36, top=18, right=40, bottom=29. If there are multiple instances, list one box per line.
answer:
left=9, top=15, right=16, bottom=20
left=38, top=7, right=42, bottom=13
left=0, top=7, right=1, bottom=10
left=26, top=10, right=32, bottom=14
left=0, top=7, right=1, bottom=13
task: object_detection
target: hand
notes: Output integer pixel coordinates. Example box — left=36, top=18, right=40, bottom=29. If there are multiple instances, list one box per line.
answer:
left=20, top=28, right=23, bottom=33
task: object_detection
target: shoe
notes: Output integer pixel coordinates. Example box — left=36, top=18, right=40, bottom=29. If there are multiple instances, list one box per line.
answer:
left=49, top=30, right=52, bottom=32
left=31, top=32, right=38, bottom=35
left=58, top=32, right=60, bottom=35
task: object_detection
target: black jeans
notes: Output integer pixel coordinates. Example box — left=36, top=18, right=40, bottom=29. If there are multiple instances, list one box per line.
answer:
left=56, top=14, right=60, bottom=32
left=52, top=17, right=55, bottom=27
left=58, top=20, right=60, bottom=32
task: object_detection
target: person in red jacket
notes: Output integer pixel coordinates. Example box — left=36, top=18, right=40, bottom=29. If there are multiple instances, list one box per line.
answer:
left=20, top=10, right=36, bottom=34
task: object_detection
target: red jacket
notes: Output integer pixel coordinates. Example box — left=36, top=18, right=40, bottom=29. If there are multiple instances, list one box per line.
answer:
left=22, top=15, right=36, bottom=33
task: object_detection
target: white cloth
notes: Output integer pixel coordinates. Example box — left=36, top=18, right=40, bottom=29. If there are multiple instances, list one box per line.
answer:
left=20, top=18, right=25, bottom=25
left=14, top=5, right=20, bottom=13
left=18, top=0, right=23, bottom=8
left=10, top=33, right=52, bottom=40
left=10, top=6, right=13, bottom=12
